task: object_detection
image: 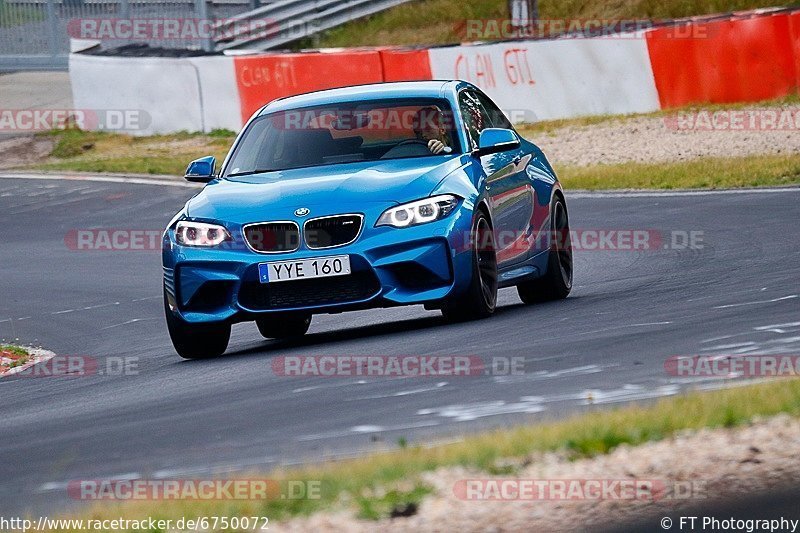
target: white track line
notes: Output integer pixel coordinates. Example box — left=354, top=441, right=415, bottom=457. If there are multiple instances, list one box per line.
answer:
left=569, top=187, right=800, bottom=198
left=2, top=173, right=799, bottom=197
left=0, top=173, right=201, bottom=188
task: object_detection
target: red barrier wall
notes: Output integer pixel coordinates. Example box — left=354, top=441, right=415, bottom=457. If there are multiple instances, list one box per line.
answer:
left=234, top=50, right=385, bottom=123
left=646, top=13, right=797, bottom=108
left=379, top=48, right=433, bottom=81
left=229, top=10, right=800, bottom=129
left=791, top=11, right=800, bottom=91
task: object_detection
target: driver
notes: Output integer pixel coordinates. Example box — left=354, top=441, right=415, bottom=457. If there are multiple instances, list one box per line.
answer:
left=412, top=107, right=452, bottom=155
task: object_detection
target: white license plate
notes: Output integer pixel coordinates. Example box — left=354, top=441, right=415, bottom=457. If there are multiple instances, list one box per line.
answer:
left=258, top=255, right=351, bottom=284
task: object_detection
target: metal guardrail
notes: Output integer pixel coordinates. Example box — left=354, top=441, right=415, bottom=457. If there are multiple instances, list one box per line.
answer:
left=213, top=0, right=413, bottom=51
left=0, top=0, right=251, bottom=70
left=1, top=0, right=412, bottom=71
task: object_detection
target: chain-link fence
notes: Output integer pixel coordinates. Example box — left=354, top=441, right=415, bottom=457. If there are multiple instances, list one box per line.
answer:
left=1, top=0, right=418, bottom=71
left=0, top=0, right=254, bottom=70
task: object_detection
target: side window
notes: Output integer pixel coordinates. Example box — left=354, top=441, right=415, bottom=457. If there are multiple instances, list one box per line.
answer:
left=476, top=91, right=514, bottom=130
left=458, top=90, right=490, bottom=150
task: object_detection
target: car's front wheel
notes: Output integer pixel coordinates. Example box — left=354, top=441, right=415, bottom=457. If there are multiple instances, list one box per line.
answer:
left=164, top=290, right=231, bottom=359
left=256, top=314, right=312, bottom=340
left=517, top=196, right=573, bottom=303
left=442, top=211, right=498, bottom=321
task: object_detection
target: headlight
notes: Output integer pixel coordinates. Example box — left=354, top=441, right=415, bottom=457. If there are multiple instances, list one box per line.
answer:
left=175, top=221, right=230, bottom=247
left=376, top=195, right=460, bottom=228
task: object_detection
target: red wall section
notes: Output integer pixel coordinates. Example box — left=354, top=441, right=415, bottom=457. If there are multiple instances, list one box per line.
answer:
left=646, top=13, right=797, bottom=108
left=231, top=11, right=800, bottom=127
left=379, top=48, right=433, bottom=81
left=790, top=11, right=800, bottom=92
left=234, top=50, right=385, bottom=123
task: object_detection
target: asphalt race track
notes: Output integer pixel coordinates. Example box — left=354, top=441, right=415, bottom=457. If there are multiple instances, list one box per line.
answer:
left=1, top=175, right=799, bottom=515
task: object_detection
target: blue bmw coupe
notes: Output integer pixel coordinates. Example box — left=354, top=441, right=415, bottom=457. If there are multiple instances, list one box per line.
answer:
left=163, top=80, right=572, bottom=358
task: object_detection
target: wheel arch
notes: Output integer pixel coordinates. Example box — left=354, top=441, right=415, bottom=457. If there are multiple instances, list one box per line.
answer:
left=476, top=199, right=492, bottom=225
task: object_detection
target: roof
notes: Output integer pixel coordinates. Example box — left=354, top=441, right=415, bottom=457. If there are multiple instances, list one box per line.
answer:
left=259, top=81, right=461, bottom=115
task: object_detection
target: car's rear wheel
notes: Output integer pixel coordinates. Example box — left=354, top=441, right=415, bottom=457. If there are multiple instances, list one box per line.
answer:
left=164, top=289, right=231, bottom=359
left=517, top=196, right=573, bottom=303
left=442, top=211, right=498, bottom=321
left=256, top=314, right=312, bottom=339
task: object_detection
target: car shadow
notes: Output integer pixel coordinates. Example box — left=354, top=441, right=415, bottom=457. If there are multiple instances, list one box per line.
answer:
left=221, top=314, right=447, bottom=359
left=212, top=296, right=582, bottom=361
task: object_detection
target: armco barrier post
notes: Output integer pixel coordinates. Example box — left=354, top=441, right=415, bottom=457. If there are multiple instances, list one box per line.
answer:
left=119, top=0, right=130, bottom=21
left=194, top=0, right=214, bottom=52
left=46, top=0, right=58, bottom=60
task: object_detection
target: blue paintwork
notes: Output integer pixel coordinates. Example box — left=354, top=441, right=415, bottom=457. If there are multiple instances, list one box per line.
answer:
left=163, top=80, right=565, bottom=324
left=476, top=128, right=520, bottom=156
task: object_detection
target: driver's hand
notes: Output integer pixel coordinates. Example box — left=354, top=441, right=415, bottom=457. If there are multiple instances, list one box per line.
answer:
left=428, top=139, right=446, bottom=154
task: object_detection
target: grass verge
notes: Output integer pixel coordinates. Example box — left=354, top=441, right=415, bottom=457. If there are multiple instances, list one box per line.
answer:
left=32, top=130, right=800, bottom=190
left=47, top=379, right=800, bottom=529
left=0, top=344, right=30, bottom=371
left=556, top=154, right=800, bottom=190
left=33, top=129, right=236, bottom=176
left=25, top=96, right=800, bottom=188
left=309, top=0, right=796, bottom=48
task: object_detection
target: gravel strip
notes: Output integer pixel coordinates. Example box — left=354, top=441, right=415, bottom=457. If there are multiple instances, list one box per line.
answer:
left=0, top=136, right=55, bottom=170
left=277, top=413, right=800, bottom=531
left=533, top=106, right=800, bottom=167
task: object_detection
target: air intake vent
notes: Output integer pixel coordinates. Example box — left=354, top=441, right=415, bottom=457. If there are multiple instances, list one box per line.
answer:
left=238, top=271, right=380, bottom=310
left=244, top=222, right=300, bottom=253
left=304, top=215, right=363, bottom=249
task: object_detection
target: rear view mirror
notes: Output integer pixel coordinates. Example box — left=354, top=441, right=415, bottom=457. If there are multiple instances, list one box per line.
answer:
left=332, top=113, right=372, bottom=130
left=184, top=156, right=216, bottom=183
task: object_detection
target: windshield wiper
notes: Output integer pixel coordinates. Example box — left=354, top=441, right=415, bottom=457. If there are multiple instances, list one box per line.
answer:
left=226, top=169, right=275, bottom=178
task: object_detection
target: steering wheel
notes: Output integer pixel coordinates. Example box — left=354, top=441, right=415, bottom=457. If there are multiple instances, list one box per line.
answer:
left=381, top=139, right=432, bottom=159
left=394, top=139, right=430, bottom=148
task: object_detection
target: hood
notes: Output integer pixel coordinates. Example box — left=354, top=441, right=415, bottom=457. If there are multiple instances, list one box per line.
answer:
left=186, top=156, right=466, bottom=224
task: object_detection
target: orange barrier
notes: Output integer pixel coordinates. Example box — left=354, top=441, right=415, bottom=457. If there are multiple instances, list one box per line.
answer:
left=646, top=13, right=798, bottom=108
left=234, top=50, right=385, bottom=124
left=379, top=48, right=433, bottom=81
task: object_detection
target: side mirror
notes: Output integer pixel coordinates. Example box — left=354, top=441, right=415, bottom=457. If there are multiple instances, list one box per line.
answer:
left=474, top=128, right=521, bottom=157
left=184, top=156, right=216, bottom=183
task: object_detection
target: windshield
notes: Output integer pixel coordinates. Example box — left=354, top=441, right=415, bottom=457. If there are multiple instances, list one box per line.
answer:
left=224, top=98, right=461, bottom=176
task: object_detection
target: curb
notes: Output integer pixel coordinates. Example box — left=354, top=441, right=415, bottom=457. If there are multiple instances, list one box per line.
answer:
left=0, top=171, right=201, bottom=189
left=1, top=347, right=57, bottom=378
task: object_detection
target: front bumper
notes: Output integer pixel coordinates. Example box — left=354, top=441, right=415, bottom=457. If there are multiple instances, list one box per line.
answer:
left=163, top=202, right=475, bottom=324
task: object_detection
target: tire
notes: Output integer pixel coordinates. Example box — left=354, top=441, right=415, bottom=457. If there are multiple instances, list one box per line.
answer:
left=442, top=211, right=498, bottom=321
left=164, top=289, right=231, bottom=359
left=517, top=196, right=573, bottom=303
left=256, top=314, right=312, bottom=339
